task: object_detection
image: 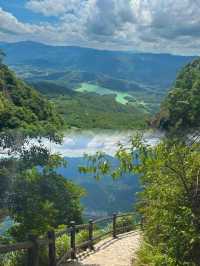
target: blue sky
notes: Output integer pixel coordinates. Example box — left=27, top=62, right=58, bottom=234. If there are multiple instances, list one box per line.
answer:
left=0, top=0, right=200, bottom=55
left=0, top=0, right=57, bottom=23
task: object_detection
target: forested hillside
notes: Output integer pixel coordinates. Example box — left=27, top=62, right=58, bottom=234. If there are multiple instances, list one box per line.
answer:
left=133, top=58, right=200, bottom=265
left=33, top=82, right=148, bottom=129
left=0, top=41, right=195, bottom=130
left=156, top=58, right=200, bottom=133
left=0, top=59, right=84, bottom=266
left=0, top=62, right=63, bottom=136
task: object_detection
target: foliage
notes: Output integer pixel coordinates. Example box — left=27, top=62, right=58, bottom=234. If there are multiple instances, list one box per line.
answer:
left=106, top=215, right=135, bottom=235
left=0, top=64, right=63, bottom=139
left=7, top=152, right=84, bottom=240
left=115, top=215, right=135, bottom=233
left=0, top=252, right=26, bottom=266
left=80, top=134, right=200, bottom=265
left=0, top=63, right=84, bottom=247
left=135, top=242, right=176, bottom=266
left=157, top=58, right=200, bottom=134
left=39, top=88, right=149, bottom=130
left=135, top=139, right=200, bottom=265
left=56, top=233, right=70, bottom=259
left=0, top=50, right=5, bottom=65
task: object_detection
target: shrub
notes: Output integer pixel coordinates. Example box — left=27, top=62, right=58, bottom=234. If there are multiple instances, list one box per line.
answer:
left=56, top=234, right=70, bottom=259
left=116, top=215, right=135, bottom=234
left=135, top=242, right=179, bottom=266
left=0, top=251, right=27, bottom=266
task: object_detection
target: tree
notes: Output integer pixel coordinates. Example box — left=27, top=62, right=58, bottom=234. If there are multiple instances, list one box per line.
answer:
left=80, top=135, right=200, bottom=265
left=157, top=58, right=200, bottom=135
left=134, top=138, right=200, bottom=265
left=0, top=63, right=84, bottom=243
left=0, top=50, right=5, bottom=64
left=8, top=152, right=84, bottom=240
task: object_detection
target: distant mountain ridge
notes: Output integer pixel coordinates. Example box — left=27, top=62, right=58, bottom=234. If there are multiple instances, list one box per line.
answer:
left=0, top=41, right=196, bottom=130
left=0, top=41, right=195, bottom=90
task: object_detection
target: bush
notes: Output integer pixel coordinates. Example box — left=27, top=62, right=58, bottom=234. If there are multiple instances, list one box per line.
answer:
left=116, top=215, right=135, bottom=234
left=135, top=242, right=179, bottom=266
left=106, top=215, right=135, bottom=235
left=76, top=229, right=89, bottom=249
left=135, top=139, right=200, bottom=265
left=0, top=251, right=27, bottom=266
left=56, top=234, right=70, bottom=259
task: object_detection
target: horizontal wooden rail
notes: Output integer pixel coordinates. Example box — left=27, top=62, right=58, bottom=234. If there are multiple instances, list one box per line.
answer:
left=55, top=227, right=70, bottom=238
left=75, top=223, right=89, bottom=230
left=0, top=241, right=33, bottom=253
left=0, top=212, right=137, bottom=266
left=93, top=216, right=113, bottom=224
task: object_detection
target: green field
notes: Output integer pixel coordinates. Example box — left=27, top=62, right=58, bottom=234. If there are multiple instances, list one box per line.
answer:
left=76, top=83, right=133, bottom=105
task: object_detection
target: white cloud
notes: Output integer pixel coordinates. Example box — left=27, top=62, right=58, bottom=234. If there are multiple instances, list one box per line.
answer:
left=0, top=7, right=33, bottom=35
left=1, top=0, right=200, bottom=54
left=26, top=0, right=88, bottom=16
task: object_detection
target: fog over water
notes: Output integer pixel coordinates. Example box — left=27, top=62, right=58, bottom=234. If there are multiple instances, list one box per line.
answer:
left=42, top=130, right=164, bottom=158
left=0, top=130, right=164, bottom=234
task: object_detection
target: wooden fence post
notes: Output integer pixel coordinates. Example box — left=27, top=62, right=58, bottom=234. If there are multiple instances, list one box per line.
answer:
left=48, top=230, right=56, bottom=266
left=70, top=221, right=76, bottom=260
left=88, top=219, right=94, bottom=250
left=28, top=235, right=39, bottom=266
left=113, top=213, right=117, bottom=238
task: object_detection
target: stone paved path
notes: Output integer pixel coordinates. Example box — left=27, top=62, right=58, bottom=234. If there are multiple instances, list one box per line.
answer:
left=66, top=231, right=141, bottom=266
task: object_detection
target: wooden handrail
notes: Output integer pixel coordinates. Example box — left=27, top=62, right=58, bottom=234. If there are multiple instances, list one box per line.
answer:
left=0, top=241, right=33, bottom=253
left=0, top=212, right=137, bottom=265
left=93, top=216, right=113, bottom=224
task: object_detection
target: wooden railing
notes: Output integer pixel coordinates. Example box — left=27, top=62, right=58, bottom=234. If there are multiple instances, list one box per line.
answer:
left=0, top=212, right=138, bottom=266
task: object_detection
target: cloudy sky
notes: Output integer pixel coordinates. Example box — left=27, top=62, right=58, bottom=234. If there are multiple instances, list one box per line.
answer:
left=0, top=0, right=200, bottom=54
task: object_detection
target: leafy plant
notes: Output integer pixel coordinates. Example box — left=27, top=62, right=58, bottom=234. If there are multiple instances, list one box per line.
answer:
left=157, top=58, right=200, bottom=134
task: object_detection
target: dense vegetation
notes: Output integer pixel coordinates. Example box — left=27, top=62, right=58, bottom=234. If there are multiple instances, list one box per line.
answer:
left=1, top=43, right=199, bottom=265
left=0, top=58, right=84, bottom=265
left=0, top=63, right=63, bottom=137
left=0, top=41, right=195, bottom=130
left=82, top=133, right=200, bottom=265
left=156, top=58, right=200, bottom=133
left=53, top=93, right=148, bottom=129
left=78, top=57, right=200, bottom=265
left=34, top=81, right=149, bottom=129
left=135, top=138, right=200, bottom=265
left=136, top=59, right=200, bottom=265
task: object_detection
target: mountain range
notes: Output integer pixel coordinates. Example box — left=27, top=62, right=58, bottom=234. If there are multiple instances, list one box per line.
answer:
left=0, top=41, right=196, bottom=129
left=0, top=41, right=195, bottom=90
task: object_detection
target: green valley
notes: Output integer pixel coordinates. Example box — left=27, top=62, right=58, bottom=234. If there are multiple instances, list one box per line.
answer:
left=1, top=2, right=200, bottom=266
left=76, top=83, right=134, bottom=105
left=0, top=41, right=195, bottom=130
left=48, top=91, right=148, bottom=130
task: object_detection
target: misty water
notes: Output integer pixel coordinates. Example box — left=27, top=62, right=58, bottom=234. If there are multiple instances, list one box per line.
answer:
left=43, top=129, right=163, bottom=157
left=0, top=130, right=163, bottom=235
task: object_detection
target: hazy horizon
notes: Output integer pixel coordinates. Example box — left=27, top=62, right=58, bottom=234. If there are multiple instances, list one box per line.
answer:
left=0, top=1, right=200, bottom=55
